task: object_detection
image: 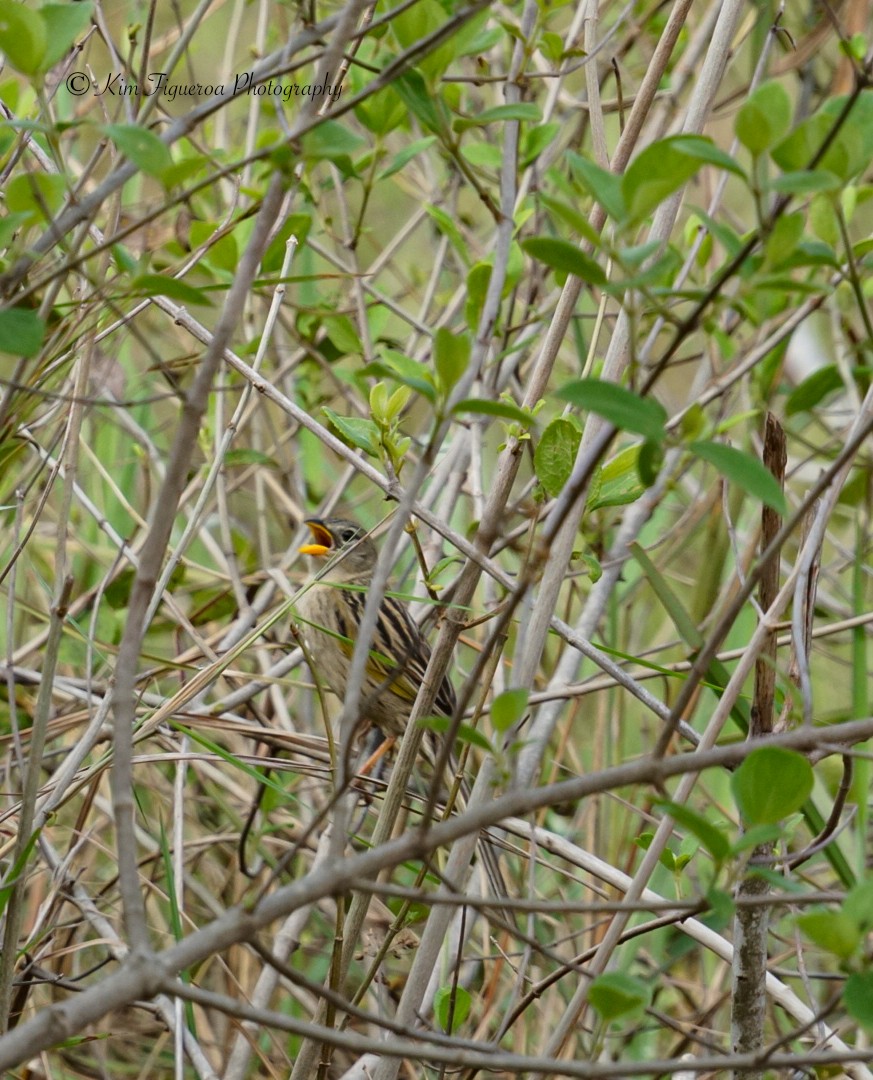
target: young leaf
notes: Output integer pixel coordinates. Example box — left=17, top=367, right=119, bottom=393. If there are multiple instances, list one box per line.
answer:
left=539, top=193, right=602, bottom=248
left=131, top=274, right=212, bottom=306
left=434, top=328, right=470, bottom=394
left=0, top=307, right=45, bottom=357
left=843, top=878, right=873, bottom=932
left=0, top=0, right=46, bottom=76
left=300, top=120, right=365, bottom=162
left=797, top=910, right=861, bottom=960
left=785, top=365, right=844, bottom=416
left=731, top=747, right=813, bottom=825
left=377, top=136, right=437, bottom=181
left=465, top=261, right=492, bottom=331
left=425, top=205, right=470, bottom=265
left=103, top=124, right=173, bottom=177
left=368, top=348, right=436, bottom=403
left=735, top=81, right=793, bottom=155
left=420, top=716, right=493, bottom=753
left=452, top=398, right=531, bottom=425
left=40, top=1, right=94, bottom=69
left=322, top=408, right=380, bottom=456
left=589, top=973, right=650, bottom=1021
left=669, top=135, right=746, bottom=179
left=654, top=799, right=732, bottom=863
left=689, top=440, right=787, bottom=515
left=454, top=102, right=541, bottom=131
left=491, top=689, right=529, bottom=733
left=622, top=136, right=712, bottom=220
left=844, top=972, right=873, bottom=1032
left=521, top=236, right=606, bottom=284
left=567, top=152, right=626, bottom=222
left=434, top=985, right=471, bottom=1033
left=558, top=379, right=667, bottom=441
left=587, top=444, right=646, bottom=510
left=393, top=69, right=448, bottom=135
left=534, top=417, right=581, bottom=498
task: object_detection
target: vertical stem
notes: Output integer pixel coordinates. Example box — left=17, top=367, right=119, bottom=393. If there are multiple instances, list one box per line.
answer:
left=730, top=412, right=786, bottom=1077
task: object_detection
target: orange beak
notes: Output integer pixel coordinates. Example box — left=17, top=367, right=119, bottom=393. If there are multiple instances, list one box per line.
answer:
left=299, top=519, right=333, bottom=557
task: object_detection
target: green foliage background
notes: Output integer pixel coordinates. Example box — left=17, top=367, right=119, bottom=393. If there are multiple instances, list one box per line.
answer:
left=0, top=0, right=872, bottom=1076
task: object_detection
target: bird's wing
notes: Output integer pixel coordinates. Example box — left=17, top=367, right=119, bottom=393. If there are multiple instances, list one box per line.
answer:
left=345, top=589, right=457, bottom=717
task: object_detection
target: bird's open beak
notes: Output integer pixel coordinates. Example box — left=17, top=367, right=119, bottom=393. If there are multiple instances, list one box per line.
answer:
left=299, top=519, right=333, bottom=557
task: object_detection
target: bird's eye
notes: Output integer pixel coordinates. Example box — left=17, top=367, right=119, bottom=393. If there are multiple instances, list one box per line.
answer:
left=340, top=528, right=358, bottom=544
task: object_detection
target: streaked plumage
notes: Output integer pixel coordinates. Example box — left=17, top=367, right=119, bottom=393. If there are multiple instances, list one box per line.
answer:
left=296, top=517, right=456, bottom=736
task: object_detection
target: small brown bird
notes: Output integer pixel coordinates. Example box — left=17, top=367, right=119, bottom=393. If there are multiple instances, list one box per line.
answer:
left=298, top=516, right=512, bottom=916
left=296, top=517, right=456, bottom=740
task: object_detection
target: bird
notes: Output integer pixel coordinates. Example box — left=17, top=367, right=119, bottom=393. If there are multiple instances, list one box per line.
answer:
left=296, top=516, right=456, bottom=747
left=297, top=515, right=513, bottom=919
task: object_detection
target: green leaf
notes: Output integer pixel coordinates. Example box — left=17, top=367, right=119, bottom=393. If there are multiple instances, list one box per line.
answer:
left=567, top=152, right=626, bottom=222
left=771, top=113, right=832, bottom=173
left=451, top=398, right=531, bottom=425
left=491, top=689, right=529, bottom=733
left=765, top=170, right=842, bottom=195
left=174, top=723, right=294, bottom=796
left=103, top=124, right=172, bottom=177
left=735, top=81, right=792, bottom=155
left=704, top=887, right=735, bottom=927
left=668, top=134, right=746, bottom=178
left=0, top=307, right=45, bottom=357
left=322, top=408, right=380, bottom=456
left=0, top=0, right=46, bottom=76
left=845, top=972, right=873, bottom=1032
left=425, top=204, right=469, bottom=265
left=729, top=823, right=781, bottom=854
left=637, top=438, right=663, bottom=487
left=355, top=83, right=405, bottom=137
left=454, top=102, right=541, bottom=131
left=5, top=172, right=67, bottom=220
left=631, top=541, right=702, bottom=646
left=377, top=136, right=437, bottom=180
left=539, top=193, right=602, bottom=248
left=690, top=210, right=745, bottom=258
left=521, top=237, right=606, bottom=284
left=785, top=365, right=844, bottom=416
left=622, top=135, right=713, bottom=220
left=589, top=972, right=650, bottom=1021
left=420, top=716, right=493, bottom=753
left=391, top=0, right=458, bottom=81
left=434, top=329, right=470, bottom=394
left=223, top=449, right=278, bottom=468
left=689, top=440, right=787, bottom=515
left=40, top=1, right=93, bottom=69
left=731, top=747, right=813, bottom=825
left=0, top=826, right=41, bottom=915
left=797, top=909, right=861, bottom=960
left=323, top=314, right=362, bottom=355
left=434, top=985, right=471, bottom=1034
left=460, top=142, right=502, bottom=170
left=300, top=120, right=365, bottom=163
left=764, top=212, right=804, bottom=268
left=465, top=261, right=491, bottom=331
left=654, top=800, right=731, bottom=862
left=843, top=878, right=873, bottom=932
left=558, top=379, right=667, bottom=441
left=522, top=122, right=560, bottom=167
left=535, top=417, right=581, bottom=498
left=131, top=274, right=212, bottom=306
left=367, top=347, right=436, bottom=402
left=393, top=69, right=447, bottom=135
left=587, top=444, right=646, bottom=510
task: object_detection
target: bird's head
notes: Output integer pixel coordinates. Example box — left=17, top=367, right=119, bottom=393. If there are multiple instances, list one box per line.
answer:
left=299, top=517, right=378, bottom=580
